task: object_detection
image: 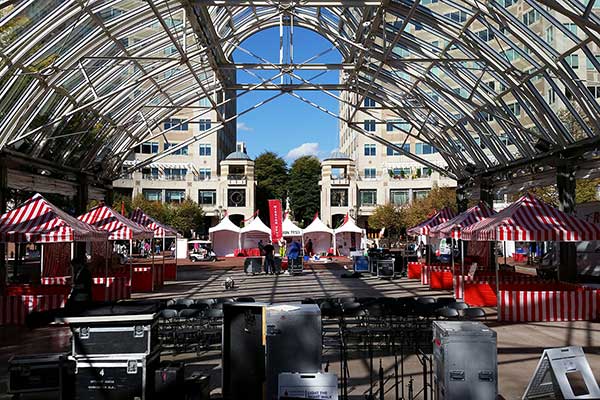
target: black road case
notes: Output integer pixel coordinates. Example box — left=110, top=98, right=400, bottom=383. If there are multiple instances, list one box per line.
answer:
left=154, top=362, right=184, bottom=398
left=59, top=306, right=159, bottom=357
left=245, top=257, right=263, bottom=274
left=288, top=257, right=303, bottom=275
left=8, top=353, right=74, bottom=397
left=72, top=350, right=160, bottom=400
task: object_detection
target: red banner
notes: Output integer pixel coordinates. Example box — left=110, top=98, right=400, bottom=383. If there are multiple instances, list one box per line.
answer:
left=268, top=200, right=283, bottom=242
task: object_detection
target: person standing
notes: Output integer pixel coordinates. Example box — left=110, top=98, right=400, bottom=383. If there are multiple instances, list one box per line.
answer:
left=263, top=241, right=275, bottom=274
left=305, top=238, right=313, bottom=257
left=287, top=239, right=301, bottom=271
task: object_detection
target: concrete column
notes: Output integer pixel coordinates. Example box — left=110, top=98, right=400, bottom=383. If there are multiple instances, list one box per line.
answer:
left=456, top=179, right=469, bottom=213
left=0, top=157, right=7, bottom=291
left=75, top=174, right=89, bottom=258
left=478, top=178, right=495, bottom=269
left=557, top=164, right=577, bottom=282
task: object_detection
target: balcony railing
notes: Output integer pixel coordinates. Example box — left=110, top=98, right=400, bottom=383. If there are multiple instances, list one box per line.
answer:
left=141, top=174, right=187, bottom=181
left=330, top=175, right=350, bottom=185
left=194, top=175, right=214, bottom=182
left=227, top=174, right=247, bottom=184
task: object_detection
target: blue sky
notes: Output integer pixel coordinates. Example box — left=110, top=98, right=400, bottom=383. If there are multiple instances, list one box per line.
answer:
left=232, top=27, right=341, bottom=164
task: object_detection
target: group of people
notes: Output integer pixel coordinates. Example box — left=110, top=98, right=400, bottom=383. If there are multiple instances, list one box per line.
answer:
left=257, top=238, right=302, bottom=274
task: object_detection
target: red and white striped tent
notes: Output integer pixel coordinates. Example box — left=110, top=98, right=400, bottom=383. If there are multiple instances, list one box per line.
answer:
left=407, top=207, right=456, bottom=236
left=78, top=205, right=154, bottom=241
left=129, top=208, right=178, bottom=238
left=429, top=202, right=496, bottom=240
left=462, top=194, right=600, bottom=242
left=0, top=194, right=108, bottom=243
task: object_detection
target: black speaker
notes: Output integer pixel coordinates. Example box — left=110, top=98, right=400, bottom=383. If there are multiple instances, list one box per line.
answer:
left=222, top=303, right=266, bottom=400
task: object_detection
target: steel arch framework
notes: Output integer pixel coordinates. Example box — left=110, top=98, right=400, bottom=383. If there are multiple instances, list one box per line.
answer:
left=1, top=0, right=600, bottom=181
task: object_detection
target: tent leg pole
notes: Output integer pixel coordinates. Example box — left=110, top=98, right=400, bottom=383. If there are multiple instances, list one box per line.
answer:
left=460, top=240, right=465, bottom=301
left=495, top=241, right=500, bottom=312
left=105, top=242, right=109, bottom=302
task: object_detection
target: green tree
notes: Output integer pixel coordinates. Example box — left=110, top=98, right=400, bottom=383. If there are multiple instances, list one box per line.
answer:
left=166, top=198, right=204, bottom=238
left=368, top=203, right=405, bottom=244
left=131, top=194, right=168, bottom=223
left=404, top=186, right=456, bottom=228
left=516, top=178, right=600, bottom=207
left=254, top=152, right=289, bottom=224
left=288, top=156, right=321, bottom=226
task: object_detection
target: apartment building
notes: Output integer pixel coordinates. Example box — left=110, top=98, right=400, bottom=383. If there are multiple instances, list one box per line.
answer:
left=323, top=1, right=600, bottom=232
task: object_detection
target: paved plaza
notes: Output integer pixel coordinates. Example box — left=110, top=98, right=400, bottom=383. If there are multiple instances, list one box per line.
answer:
left=1, top=258, right=598, bottom=399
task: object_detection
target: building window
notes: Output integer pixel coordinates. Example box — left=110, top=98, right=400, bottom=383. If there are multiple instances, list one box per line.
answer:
left=566, top=54, right=579, bottom=69
left=199, top=97, right=211, bottom=107
left=390, top=190, right=409, bottom=205
left=386, top=119, right=410, bottom=132
left=415, top=143, right=436, bottom=154
left=136, top=142, right=159, bottom=154
left=164, top=142, right=188, bottom=155
left=387, top=143, right=410, bottom=156
left=198, top=190, right=216, bottom=205
left=331, top=189, right=348, bottom=207
left=199, top=143, right=212, bottom=156
left=141, top=167, right=159, bottom=180
left=198, top=119, right=211, bottom=131
left=413, top=190, right=430, bottom=201
left=364, top=168, right=376, bottom=179
left=360, top=190, right=377, bottom=206
left=163, top=118, right=188, bottom=131
left=164, top=168, right=187, bottom=181
left=508, top=102, right=521, bottom=116
left=165, top=190, right=186, bottom=203
left=364, top=143, right=376, bottom=156
left=198, top=168, right=211, bottom=180
left=143, top=189, right=162, bottom=202
left=363, top=120, right=376, bottom=132
left=228, top=189, right=246, bottom=207
left=548, top=88, right=556, bottom=105
left=563, top=23, right=577, bottom=35
left=522, top=9, right=540, bottom=26
left=364, top=97, right=376, bottom=107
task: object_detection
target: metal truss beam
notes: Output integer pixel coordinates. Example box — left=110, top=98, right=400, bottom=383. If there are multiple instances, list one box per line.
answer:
left=192, top=0, right=383, bottom=5
left=228, top=83, right=348, bottom=90
left=221, top=63, right=355, bottom=70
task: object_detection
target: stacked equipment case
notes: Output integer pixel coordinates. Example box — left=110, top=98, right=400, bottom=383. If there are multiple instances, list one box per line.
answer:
left=432, top=321, right=497, bottom=400
left=60, top=304, right=161, bottom=400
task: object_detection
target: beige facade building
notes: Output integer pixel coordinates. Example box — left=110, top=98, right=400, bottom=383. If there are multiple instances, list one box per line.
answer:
left=321, top=1, right=600, bottom=234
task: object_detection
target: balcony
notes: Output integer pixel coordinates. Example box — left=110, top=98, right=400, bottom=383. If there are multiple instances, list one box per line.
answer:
left=227, top=174, right=247, bottom=185
left=142, top=174, right=187, bottom=181
left=330, top=175, right=350, bottom=185
left=194, top=175, right=215, bottom=182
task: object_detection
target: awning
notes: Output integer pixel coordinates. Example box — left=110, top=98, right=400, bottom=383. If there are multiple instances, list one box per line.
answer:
left=429, top=202, right=496, bottom=240
left=0, top=193, right=108, bottom=243
left=303, top=215, right=333, bottom=235
left=282, top=216, right=303, bottom=237
left=335, top=216, right=363, bottom=235
left=209, top=215, right=241, bottom=233
left=240, top=216, right=271, bottom=235
left=78, top=205, right=154, bottom=241
left=407, top=206, right=456, bottom=236
left=129, top=208, right=179, bottom=238
left=462, top=194, right=600, bottom=242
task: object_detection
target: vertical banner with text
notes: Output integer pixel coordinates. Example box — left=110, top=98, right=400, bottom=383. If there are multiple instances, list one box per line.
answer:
left=268, top=199, right=283, bottom=242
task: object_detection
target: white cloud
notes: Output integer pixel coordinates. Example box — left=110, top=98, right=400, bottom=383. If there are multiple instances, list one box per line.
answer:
left=236, top=122, right=253, bottom=132
left=285, top=142, right=321, bottom=161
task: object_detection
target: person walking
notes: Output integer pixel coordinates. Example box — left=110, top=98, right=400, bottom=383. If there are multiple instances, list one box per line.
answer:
left=263, top=241, right=275, bottom=274
left=66, top=255, right=93, bottom=311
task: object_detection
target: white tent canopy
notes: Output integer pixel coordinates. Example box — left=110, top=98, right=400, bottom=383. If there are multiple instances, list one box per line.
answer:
left=282, top=216, right=303, bottom=237
left=240, top=216, right=271, bottom=249
left=334, top=217, right=365, bottom=256
left=208, top=216, right=240, bottom=257
left=303, top=216, right=333, bottom=255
